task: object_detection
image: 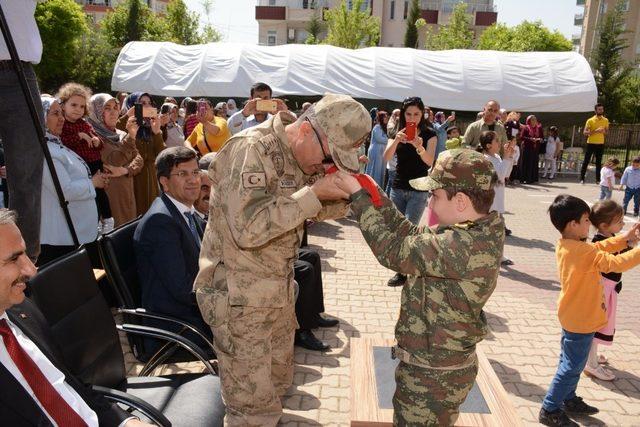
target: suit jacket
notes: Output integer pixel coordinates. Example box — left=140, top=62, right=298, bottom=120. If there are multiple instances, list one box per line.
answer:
left=133, top=193, right=209, bottom=336
left=0, top=299, right=130, bottom=427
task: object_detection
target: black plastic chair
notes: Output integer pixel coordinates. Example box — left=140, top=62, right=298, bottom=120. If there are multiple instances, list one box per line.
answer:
left=97, top=217, right=215, bottom=375
left=27, top=248, right=225, bottom=426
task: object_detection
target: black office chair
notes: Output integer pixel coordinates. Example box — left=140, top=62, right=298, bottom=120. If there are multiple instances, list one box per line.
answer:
left=27, top=248, right=225, bottom=426
left=98, top=217, right=215, bottom=374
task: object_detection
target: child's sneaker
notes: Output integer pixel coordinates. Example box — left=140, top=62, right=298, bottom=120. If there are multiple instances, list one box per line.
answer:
left=538, top=408, right=578, bottom=427
left=584, top=364, right=615, bottom=381
left=563, top=396, right=599, bottom=415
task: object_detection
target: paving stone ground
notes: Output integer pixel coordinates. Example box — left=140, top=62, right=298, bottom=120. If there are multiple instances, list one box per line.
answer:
left=124, top=176, right=640, bottom=427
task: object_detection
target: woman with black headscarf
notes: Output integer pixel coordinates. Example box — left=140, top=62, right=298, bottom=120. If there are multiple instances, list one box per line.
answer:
left=117, top=92, right=166, bottom=215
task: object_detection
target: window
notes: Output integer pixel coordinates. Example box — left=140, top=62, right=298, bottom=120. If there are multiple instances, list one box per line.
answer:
left=390, top=0, right=395, bottom=19
left=622, top=0, right=630, bottom=12
left=267, top=30, right=277, bottom=46
left=269, top=0, right=276, bottom=6
left=404, top=1, right=409, bottom=19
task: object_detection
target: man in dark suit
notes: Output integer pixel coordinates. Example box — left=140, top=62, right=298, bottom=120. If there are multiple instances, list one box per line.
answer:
left=134, top=147, right=212, bottom=352
left=0, top=208, right=150, bottom=426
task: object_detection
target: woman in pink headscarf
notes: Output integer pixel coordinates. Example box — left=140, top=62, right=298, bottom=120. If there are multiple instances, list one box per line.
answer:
left=519, top=115, right=543, bottom=184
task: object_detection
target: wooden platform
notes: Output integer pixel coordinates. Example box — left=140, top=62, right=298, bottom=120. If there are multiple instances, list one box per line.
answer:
left=350, top=338, right=522, bottom=427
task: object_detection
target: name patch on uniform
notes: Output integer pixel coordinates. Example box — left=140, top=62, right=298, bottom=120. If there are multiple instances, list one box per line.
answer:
left=242, top=172, right=266, bottom=189
left=280, top=178, right=297, bottom=188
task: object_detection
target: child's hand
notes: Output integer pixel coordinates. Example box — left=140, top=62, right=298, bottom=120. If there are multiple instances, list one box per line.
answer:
left=334, top=170, right=363, bottom=195
left=623, top=222, right=640, bottom=245
left=78, top=132, right=92, bottom=144
left=358, top=155, right=368, bottom=164
left=91, top=136, right=101, bottom=148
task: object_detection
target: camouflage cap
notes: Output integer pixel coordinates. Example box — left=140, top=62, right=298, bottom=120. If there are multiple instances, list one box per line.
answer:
left=409, top=149, right=495, bottom=191
left=313, top=94, right=371, bottom=173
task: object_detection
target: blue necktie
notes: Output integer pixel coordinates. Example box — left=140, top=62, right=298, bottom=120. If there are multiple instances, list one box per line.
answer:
left=185, top=212, right=201, bottom=249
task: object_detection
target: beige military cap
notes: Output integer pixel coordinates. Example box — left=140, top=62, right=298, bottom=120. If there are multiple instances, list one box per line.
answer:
left=313, top=94, right=371, bottom=173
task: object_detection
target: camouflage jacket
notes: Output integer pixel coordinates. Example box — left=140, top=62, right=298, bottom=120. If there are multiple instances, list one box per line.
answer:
left=194, top=112, right=347, bottom=308
left=350, top=189, right=504, bottom=367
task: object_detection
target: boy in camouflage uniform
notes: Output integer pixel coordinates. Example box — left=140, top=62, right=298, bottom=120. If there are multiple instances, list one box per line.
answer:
left=195, top=94, right=371, bottom=426
left=335, top=149, right=503, bottom=426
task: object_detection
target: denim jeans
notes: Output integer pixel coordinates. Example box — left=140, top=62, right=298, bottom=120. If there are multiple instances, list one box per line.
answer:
left=623, top=187, right=640, bottom=214
left=390, top=187, right=429, bottom=225
left=385, top=169, right=396, bottom=196
left=0, top=63, right=44, bottom=259
left=599, top=185, right=612, bottom=200
left=542, top=330, right=594, bottom=412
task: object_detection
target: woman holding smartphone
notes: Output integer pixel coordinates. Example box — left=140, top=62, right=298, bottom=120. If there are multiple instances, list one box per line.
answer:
left=185, top=98, right=231, bottom=156
left=383, top=96, right=437, bottom=286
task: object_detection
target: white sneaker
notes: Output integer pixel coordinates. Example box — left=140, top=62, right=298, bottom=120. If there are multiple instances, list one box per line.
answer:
left=101, top=217, right=115, bottom=234
left=584, top=364, right=615, bottom=381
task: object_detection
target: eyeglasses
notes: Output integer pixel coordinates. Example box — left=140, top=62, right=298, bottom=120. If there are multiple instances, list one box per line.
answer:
left=170, top=169, right=201, bottom=179
left=305, top=117, right=333, bottom=164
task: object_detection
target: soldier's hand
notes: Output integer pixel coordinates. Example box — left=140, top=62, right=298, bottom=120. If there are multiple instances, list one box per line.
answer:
left=310, top=174, right=350, bottom=200
left=334, top=171, right=362, bottom=195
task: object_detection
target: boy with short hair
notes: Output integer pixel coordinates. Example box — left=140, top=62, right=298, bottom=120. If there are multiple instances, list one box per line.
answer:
left=335, top=149, right=503, bottom=425
left=445, top=126, right=462, bottom=150
left=620, top=156, right=640, bottom=216
left=539, top=195, right=640, bottom=427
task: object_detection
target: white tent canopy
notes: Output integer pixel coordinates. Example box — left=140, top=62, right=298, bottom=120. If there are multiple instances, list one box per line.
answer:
left=112, top=42, right=597, bottom=112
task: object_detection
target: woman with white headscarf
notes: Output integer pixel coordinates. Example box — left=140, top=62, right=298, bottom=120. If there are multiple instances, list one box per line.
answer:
left=38, top=96, right=108, bottom=266
left=88, top=93, right=143, bottom=227
left=226, top=98, right=238, bottom=118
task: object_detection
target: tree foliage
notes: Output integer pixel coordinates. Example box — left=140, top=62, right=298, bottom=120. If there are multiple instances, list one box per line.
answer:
left=324, top=0, right=380, bottom=49
left=34, top=0, right=88, bottom=92
left=590, top=0, right=637, bottom=122
left=404, top=0, right=420, bottom=48
left=477, top=21, right=572, bottom=52
left=424, top=2, right=473, bottom=50
left=101, top=0, right=169, bottom=47
left=305, top=9, right=324, bottom=45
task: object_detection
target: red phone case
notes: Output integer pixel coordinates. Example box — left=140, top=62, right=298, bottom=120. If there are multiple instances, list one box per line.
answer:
left=406, top=122, right=416, bottom=141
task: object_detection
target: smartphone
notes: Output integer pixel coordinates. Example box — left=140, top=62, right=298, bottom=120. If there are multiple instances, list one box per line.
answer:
left=134, top=103, right=143, bottom=126
left=256, top=99, right=277, bottom=113
left=405, top=122, right=416, bottom=141
left=142, top=107, right=157, bottom=118
left=198, top=100, right=207, bottom=116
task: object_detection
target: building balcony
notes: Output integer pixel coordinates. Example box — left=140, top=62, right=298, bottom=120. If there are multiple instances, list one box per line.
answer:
left=574, top=13, right=583, bottom=26
left=76, top=0, right=112, bottom=5
left=475, top=11, right=497, bottom=26
left=572, top=33, right=582, bottom=45
left=256, top=6, right=286, bottom=20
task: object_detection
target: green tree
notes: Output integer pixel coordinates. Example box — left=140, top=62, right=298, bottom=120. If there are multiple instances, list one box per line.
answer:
left=73, top=25, right=118, bottom=93
left=198, top=0, right=222, bottom=42
left=590, top=0, right=637, bottom=122
left=34, top=0, right=88, bottom=92
left=305, top=9, right=324, bottom=44
left=324, top=0, right=380, bottom=49
left=101, top=0, right=168, bottom=48
left=425, top=2, right=473, bottom=50
left=404, top=0, right=420, bottom=48
left=477, top=21, right=572, bottom=52
left=165, top=0, right=201, bottom=44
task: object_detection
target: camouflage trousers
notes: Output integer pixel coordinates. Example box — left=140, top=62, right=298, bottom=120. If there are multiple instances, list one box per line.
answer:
left=211, top=300, right=297, bottom=427
left=393, top=359, right=478, bottom=426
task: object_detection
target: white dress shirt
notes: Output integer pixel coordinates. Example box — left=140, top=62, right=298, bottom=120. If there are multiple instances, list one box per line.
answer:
left=0, top=312, right=99, bottom=426
left=0, top=0, right=43, bottom=64
left=165, top=193, right=196, bottom=227
left=227, top=110, right=272, bottom=135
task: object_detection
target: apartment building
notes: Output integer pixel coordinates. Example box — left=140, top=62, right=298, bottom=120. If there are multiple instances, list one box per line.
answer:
left=575, top=0, right=640, bottom=64
left=255, top=0, right=497, bottom=47
left=75, top=0, right=170, bottom=23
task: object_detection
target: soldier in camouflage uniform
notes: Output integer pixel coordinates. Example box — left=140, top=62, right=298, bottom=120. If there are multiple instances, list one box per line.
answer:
left=194, top=94, right=371, bottom=426
left=335, top=149, right=504, bottom=426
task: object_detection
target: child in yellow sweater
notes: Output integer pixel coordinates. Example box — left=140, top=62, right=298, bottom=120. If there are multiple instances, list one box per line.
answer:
left=539, top=194, right=640, bottom=427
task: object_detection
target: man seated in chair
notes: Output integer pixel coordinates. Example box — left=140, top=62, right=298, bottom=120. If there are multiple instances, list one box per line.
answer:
left=134, top=147, right=212, bottom=353
left=0, top=208, right=151, bottom=426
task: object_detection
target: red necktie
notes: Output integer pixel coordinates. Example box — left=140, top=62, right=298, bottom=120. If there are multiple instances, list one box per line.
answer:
left=0, top=319, right=88, bottom=426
